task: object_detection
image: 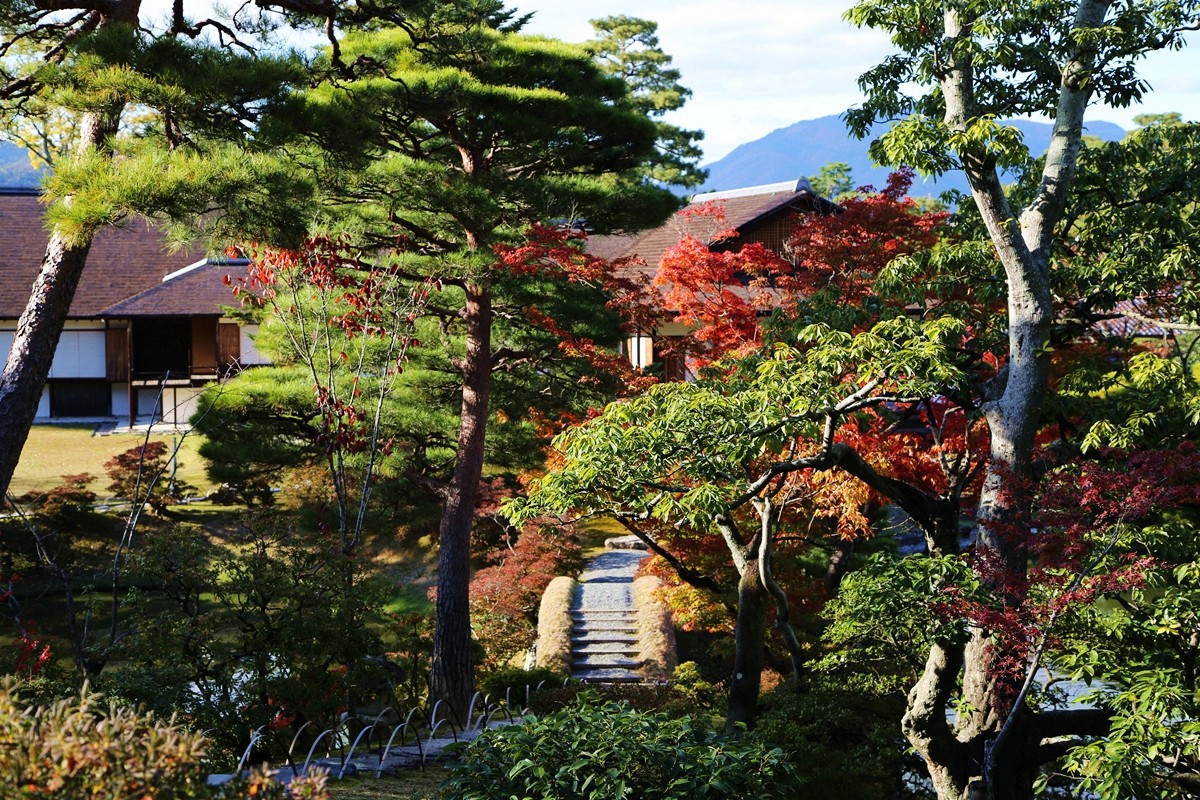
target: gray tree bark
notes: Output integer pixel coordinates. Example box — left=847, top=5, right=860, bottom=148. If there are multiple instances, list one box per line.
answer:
left=899, top=2, right=1114, bottom=798
left=726, top=559, right=768, bottom=732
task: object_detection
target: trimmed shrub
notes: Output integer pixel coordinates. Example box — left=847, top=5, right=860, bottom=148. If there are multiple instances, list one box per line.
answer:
left=751, top=686, right=920, bottom=798
left=0, top=680, right=328, bottom=800
left=524, top=681, right=677, bottom=716
left=632, top=575, right=677, bottom=680
left=533, top=575, right=576, bottom=673
left=671, top=661, right=723, bottom=711
left=479, top=667, right=568, bottom=706
left=441, top=692, right=802, bottom=800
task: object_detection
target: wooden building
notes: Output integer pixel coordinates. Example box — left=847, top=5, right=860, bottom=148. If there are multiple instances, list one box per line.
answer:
left=589, top=178, right=839, bottom=378
left=0, top=188, right=267, bottom=426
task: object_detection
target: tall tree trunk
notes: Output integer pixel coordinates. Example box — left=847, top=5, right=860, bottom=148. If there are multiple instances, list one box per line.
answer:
left=430, top=282, right=491, bottom=720
left=896, top=3, right=1108, bottom=796
left=0, top=235, right=93, bottom=498
left=0, top=102, right=123, bottom=499
left=903, top=639, right=972, bottom=799
left=726, top=560, right=767, bottom=732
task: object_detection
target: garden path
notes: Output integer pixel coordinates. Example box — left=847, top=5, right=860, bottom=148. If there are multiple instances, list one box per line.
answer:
left=569, top=537, right=649, bottom=683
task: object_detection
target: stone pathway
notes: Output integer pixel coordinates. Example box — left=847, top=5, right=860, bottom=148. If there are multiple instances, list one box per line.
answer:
left=570, top=539, right=648, bottom=683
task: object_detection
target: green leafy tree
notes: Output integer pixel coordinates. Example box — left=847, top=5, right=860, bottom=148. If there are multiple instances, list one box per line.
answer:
left=509, top=315, right=969, bottom=729
left=211, top=16, right=686, bottom=716
left=111, top=517, right=390, bottom=764
left=808, top=161, right=856, bottom=199
left=516, top=13, right=1200, bottom=799
left=833, top=3, right=1200, bottom=798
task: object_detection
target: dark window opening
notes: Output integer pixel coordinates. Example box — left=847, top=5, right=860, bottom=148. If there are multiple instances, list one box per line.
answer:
left=51, top=380, right=110, bottom=417
left=132, top=318, right=191, bottom=378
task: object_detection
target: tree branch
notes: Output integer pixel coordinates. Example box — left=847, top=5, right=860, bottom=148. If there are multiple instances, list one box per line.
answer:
left=613, top=516, right=725, bottom=594
left=1036, top=707, right=1112, bottom=738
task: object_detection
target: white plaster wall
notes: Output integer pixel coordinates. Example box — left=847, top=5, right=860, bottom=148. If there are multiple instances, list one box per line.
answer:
left=238, top=323, right=268, bottom=365
left=136, top=387, right=164, bottom=419
left=161, top=386, right=205, bottom=425
left=111, top=383, right=130, bottom=418
left=3, top=330, right=69, bottom=419
left=48, top=331, right=106, bottom=379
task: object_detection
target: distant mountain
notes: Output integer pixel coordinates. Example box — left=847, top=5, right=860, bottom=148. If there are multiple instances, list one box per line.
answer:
left=695, top=115, right=1127, bottom=197
left=0, top=142, right=41, bottom=188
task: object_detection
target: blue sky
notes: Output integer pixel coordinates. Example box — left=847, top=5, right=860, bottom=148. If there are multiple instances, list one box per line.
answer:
left=513, top=1, right=1200, bottom=162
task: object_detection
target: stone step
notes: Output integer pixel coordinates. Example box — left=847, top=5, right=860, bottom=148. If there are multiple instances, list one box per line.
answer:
left=570, top=610, right=637, bottom=618
left=572, top=641, right=641, bottom=655
left=572, top=655, right=642, bottom=670
left=572, top=619, right=638, bottom=631
left=571, top=607, right=636, bottom=614
left=570, top=632, right=638, bottom=644
left=572, top=668, right=644, bottom=683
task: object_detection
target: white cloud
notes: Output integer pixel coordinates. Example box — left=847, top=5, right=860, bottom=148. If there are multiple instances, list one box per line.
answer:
left=514, top=1, right=1200, bottom=162
left=514, top=1, right=894, bottom=159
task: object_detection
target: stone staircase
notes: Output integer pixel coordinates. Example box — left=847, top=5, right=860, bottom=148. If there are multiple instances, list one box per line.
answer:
left=570, top=608, right=643, bottom=683
left=568, top=544, right=647, bottom=683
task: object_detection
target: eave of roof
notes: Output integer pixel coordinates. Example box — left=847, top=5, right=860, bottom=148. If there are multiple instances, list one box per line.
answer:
left=593, top=184, right=837, bottom=281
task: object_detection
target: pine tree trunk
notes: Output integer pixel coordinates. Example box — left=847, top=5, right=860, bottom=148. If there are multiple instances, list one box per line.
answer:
left=430, top=282, right=491, bottom=720
left=0, top=234, right=94, bottom=498
left=0, top=0, right=136, bottom=499
left=726, top=560, right=767, bottom=732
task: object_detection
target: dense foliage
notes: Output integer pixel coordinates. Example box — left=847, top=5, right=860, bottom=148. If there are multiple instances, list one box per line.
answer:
left=0, top=680, right=329, bottom=799
left=516, top=117, right=1200, bottom=800
left=469, top=523, right=584, bottom=672
left=441, top=693, right=803, bottom=800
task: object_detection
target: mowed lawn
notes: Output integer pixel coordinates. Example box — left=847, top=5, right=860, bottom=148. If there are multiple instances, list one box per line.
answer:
left=10, top=424, right=213, bottom=500
left=327, top=770, right=448, bottom=800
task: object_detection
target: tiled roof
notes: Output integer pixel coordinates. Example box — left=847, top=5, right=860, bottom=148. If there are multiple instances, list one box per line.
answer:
left=591, top=184, right=836, bottom=278
left=1094, top=299, right=1187, bottom=339
left=101, top=260, right=248, bottom=316
left=0, top=190, right=205, bottom=318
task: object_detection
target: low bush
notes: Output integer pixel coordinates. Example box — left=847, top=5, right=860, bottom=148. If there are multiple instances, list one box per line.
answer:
left=478, top=667, right=567, bottom=705
left=441, top=692, right=802, bottom=800
left=751, top=686, right=921, bottom=798
left=0, top=679, right=328, bottom=800
left=671, top=660, right=723, bottom=711
left=523, top=681, right=677, bottom=716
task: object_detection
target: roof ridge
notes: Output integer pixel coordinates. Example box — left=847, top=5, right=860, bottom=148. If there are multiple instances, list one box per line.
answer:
left=691, top=178, right=813, bottom=203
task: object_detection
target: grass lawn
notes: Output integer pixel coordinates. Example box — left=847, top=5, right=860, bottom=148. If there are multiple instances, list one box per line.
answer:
left=10, top=424, right=213, bottom=499
left=327, top=767, right=448, bottom=800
